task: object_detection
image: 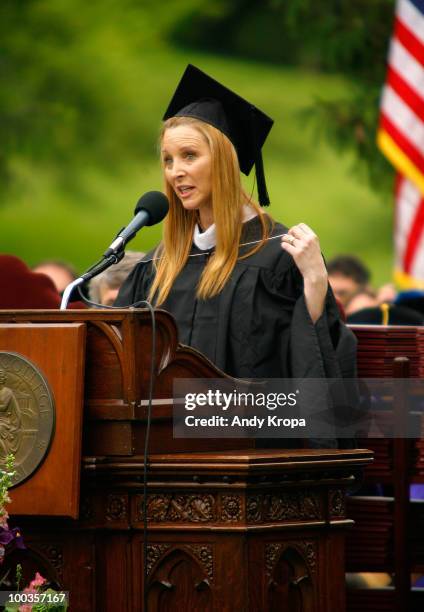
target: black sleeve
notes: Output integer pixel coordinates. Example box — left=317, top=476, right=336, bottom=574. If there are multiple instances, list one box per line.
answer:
left=270, top=258, right=357, bottom=380
left=114, top=259, right=155, bottom=307
left=270, top=258, right=359, bottom=449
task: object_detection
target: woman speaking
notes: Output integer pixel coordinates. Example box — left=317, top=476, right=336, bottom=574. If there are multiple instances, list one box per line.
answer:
left=115, top=64, right=356, bottom=386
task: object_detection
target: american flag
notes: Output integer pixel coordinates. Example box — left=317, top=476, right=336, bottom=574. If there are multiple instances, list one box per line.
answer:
left=378, top=0, right=424, bottom=288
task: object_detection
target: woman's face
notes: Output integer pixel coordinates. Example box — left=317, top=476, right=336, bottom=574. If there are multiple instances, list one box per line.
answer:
left=161, top=125, right=212, bottom=215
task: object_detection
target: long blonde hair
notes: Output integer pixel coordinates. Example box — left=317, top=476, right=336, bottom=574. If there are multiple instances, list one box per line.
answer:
left=149, top=116, right=270, bottom=306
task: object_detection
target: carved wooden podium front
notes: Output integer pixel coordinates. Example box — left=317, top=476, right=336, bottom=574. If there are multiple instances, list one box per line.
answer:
left=0, top=310, right=372, bottom=611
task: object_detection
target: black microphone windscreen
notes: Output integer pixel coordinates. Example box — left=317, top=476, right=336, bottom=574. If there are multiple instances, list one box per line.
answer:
left=135, top=191, right=169, bottom=226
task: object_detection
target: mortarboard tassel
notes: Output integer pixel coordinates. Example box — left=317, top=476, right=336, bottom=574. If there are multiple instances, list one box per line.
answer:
left=255, top=151, right=270, bottom=206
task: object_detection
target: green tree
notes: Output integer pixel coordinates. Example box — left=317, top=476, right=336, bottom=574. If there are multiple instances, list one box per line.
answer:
left=0, top=0, right=162, bottom=196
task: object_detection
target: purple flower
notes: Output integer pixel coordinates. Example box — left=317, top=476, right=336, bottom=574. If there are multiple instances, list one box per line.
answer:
left=0, top=525, right=25, bottom=561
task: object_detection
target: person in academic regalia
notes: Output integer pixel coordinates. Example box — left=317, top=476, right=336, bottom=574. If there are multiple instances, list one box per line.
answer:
left=115, top=65, right=357, bottom=391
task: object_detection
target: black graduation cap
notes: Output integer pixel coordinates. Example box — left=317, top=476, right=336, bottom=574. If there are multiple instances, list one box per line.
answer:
left=163, top=64, right=274, bottom=206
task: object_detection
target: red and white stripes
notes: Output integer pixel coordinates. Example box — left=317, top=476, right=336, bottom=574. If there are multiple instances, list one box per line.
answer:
left=395, top=175, right=424, bottom=286
left=378, top=0, right=424, bottom=286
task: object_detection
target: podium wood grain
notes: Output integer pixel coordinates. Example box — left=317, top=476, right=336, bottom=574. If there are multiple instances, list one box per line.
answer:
left=0, top=310, right=372, bottom=611
left=0, top=323, right=86, bottom=517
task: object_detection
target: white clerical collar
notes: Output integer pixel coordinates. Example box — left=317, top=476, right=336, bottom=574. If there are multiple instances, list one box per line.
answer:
left=193, top=222, right=216, bottom=251
left=193, top=205, right=258, bottom=251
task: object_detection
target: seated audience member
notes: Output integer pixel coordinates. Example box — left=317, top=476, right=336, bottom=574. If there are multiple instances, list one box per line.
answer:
left=88, top=251, right=144, bottom=306
left=33, top=260, right=77, bottom=294
left=0, top=254, right=85, bottom=309
left=347, top=302, right=423, bottom=325
left=327, top=255, right=371, bottom=309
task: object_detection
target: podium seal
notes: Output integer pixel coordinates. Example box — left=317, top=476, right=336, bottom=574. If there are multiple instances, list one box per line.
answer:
left=0, top=351, right=55, bottom=486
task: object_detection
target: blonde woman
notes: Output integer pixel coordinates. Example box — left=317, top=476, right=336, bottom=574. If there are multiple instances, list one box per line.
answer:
left=116, top=65, right=356, bottom=385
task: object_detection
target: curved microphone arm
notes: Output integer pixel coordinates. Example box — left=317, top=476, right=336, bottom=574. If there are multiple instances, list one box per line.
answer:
left=60, top=251, right=125, bottom=310
left=60, top=277, right=85, bottom=310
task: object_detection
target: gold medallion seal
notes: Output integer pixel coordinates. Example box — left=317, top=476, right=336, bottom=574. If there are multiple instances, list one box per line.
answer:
left=0, top=352, right=55, bottom=486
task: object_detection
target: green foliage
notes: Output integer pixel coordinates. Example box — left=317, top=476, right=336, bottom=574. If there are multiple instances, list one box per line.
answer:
left=301, top=88, right=394, bottom=195
left=0, top=0, right=394, bottom=285
left=15, top=563, right=22, bottom=592
left=0, top=455, right=15, bottom=520
left=170, top=0, right=394, bottom=76
left=0, top=0, right=193, bottom=196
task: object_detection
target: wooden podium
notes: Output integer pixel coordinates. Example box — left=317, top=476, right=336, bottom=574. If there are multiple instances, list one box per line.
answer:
left=0, top=310, right=372, bottom=611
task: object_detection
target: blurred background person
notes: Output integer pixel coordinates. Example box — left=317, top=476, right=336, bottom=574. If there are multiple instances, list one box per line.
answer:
left=33, top=260, right=77, bottom=294
left=88, top=250, right=144, bottom=306
left=327, top=255, right=421, bottom=324
left=327, top=255, right=371, bottom=310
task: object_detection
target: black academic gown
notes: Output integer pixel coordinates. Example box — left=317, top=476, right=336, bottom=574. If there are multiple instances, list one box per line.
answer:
left=115, top=217, right=357, bottom=382
left=116, top=217, right=359, bottom=448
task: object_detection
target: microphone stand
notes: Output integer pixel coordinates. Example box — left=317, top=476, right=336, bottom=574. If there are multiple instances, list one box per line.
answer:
left=60, top=251, right=125, bottom=310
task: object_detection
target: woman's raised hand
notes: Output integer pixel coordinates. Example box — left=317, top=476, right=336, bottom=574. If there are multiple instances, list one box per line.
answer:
left=281, top=223, right=327, bottom=282
left=281, top=223, right=328, bottom=323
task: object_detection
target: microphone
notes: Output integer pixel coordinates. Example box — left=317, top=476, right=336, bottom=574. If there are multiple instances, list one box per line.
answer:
left=103, top=191, right=169, bottom=257
left=60, top=191, right=169, bottom=309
